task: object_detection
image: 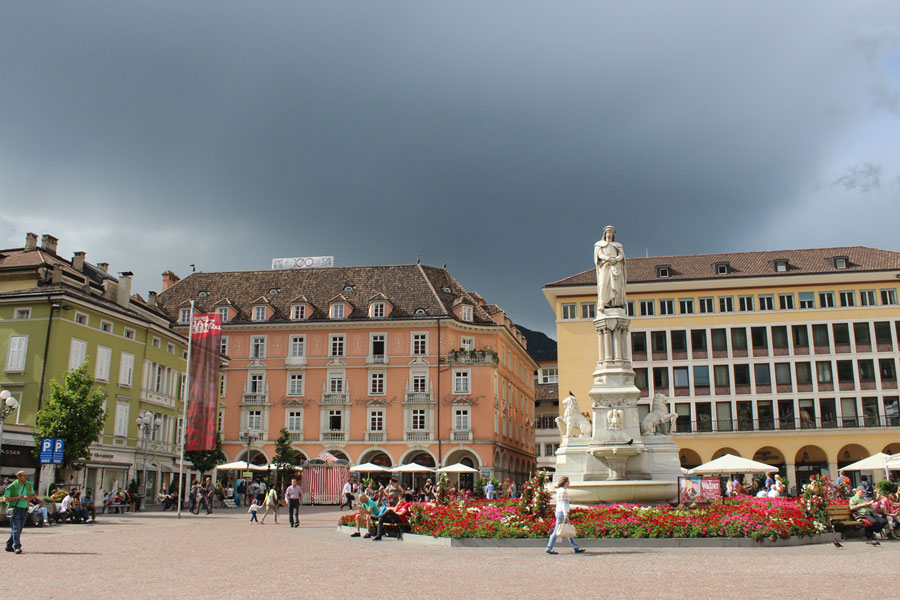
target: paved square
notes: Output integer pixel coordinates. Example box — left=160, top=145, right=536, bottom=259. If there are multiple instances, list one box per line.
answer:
left=7, top=507, right=896, bottom=599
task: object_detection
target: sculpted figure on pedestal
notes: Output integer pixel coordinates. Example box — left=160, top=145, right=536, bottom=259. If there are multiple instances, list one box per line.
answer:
left=594, top=225, right=626, bottom=311
left=556, top=392, right=592, bottom=439
left=640, top=393, right=678, bottom=435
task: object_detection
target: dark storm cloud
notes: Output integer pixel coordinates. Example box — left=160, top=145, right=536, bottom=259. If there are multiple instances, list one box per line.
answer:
left=1, top=1, right=899, bottom=335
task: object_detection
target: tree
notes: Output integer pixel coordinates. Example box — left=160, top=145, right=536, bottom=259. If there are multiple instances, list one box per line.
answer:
left=33, top=361, right=107, bottom=471
left=272, top=428, right=295, bottom=490
left=184, top=432, right=227, bottom=475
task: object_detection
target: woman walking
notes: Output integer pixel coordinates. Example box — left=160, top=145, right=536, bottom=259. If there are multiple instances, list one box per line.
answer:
left=545, top=477, right=585, bottom=555
left=259, top=486, right=279, bottom=524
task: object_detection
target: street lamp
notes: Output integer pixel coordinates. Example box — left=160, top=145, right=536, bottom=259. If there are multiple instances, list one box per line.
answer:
left=136, top=411, right=162, bottom=510
left=0, top=390, right=20, bottom=476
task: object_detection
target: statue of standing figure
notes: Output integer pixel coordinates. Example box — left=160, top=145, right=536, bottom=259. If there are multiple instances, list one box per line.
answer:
left=595, top=225, right=626, bottom=311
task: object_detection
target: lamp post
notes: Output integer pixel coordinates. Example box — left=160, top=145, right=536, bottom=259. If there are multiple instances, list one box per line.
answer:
left=239, top=429, right=261, bottom=499
left=0, top=390, right=20, bottom=476
left=136, top=411, right=162, bottom=510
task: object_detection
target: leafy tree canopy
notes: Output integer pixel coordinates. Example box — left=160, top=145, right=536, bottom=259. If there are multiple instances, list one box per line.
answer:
left=33, top=361, right=107, bottom=471
left=185, top=432, right=227, bottom=475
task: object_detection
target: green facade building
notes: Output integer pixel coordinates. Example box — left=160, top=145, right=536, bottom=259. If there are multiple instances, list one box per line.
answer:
left=0, top=233, right=192, bottom=500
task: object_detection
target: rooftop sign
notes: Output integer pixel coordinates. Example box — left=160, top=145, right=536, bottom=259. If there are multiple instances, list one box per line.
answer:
left=271, top=256, right=334, bottom=270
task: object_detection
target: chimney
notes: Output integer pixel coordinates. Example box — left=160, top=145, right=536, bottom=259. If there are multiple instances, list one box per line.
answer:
left=96, top=262, right=109, bottom=273
left=147, top=291, right=158, bottom=307
left=40, top=234, right=59, bottom=254
left=24, top=232, right=38, bottom=251
left=117, top=274, right=132, bottom=308
left=162, top=270, right=180, bottom=291
left=72, top=251, right=86, bottom=272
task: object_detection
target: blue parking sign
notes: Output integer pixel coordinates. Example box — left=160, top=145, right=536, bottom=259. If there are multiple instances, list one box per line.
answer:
left=52, top=438, right=65, bottom=464
left=40, top=437, right=54, bottom=464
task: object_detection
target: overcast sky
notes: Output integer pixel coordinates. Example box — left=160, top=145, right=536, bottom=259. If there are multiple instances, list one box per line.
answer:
left=2, top=2, right=899, bottom=336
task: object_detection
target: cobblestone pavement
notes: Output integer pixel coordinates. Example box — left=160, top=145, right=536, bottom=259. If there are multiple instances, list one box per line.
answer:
left=6, top=506, right=895, bottom=599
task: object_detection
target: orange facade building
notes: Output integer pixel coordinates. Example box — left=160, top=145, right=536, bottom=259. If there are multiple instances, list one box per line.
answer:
left=155, top=264, right=537, bottom=484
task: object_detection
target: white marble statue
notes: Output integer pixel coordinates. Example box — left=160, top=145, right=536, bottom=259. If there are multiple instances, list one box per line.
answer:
left=640, top=393, right=678, bottom=435
left=594, top=225, right=626, bottom=310
left=556, top=392, right=592, bottom=439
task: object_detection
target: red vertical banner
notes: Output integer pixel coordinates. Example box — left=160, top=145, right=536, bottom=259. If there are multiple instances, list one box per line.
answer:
left=185, top=313, right=221, bottom=451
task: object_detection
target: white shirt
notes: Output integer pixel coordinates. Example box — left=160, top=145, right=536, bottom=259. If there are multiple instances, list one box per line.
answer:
left=61, top=495, right=74, bottom=511
left=555, top=487, right=570, bottom=515
left=342, top=482, right=352, bottom=495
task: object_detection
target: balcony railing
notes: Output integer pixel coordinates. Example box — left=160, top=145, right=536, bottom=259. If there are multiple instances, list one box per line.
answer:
left=321, top=393, right=348, bottom=404
left=140, top=389, right=176, bottom=408
left=241, top=392, right=269, bottom=405
left=447, top=350, right=497, bottom=366
left=289, top=432, right=304, bottom=442
left=673, top=414, right=898, bottom=434
left=451, top=430, right=472, bottom=442
left=366, top=432, right=385, bottom=442
left=405, top=392, right=433, bottom=403
left=285, top=356, right=306, bottom=367
left=404, top=431, right=433, bottom=442
left=367, top=354, right=388, bottom=365
left=321, top=432, right=346, bottom=442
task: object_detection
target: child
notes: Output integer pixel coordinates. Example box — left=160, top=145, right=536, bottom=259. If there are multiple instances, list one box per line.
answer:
left=248, top=498, right=259, bottom=523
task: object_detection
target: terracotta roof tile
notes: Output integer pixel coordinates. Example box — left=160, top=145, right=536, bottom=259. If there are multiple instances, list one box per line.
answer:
left=156, top=264, right=497, bottom=324
left=545, top=246, right=900, bottom=287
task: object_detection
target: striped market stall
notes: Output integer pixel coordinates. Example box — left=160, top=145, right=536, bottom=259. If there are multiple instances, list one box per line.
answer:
left=300, top=452, right=349, bottom=505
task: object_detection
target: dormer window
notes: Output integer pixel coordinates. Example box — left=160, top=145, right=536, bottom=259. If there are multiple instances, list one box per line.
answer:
left=217, top=306, right=229, bottom=323
left=656, top=265, right=671, bottom=279
left=834, top=257, right=848, bottom=270
left=715, top=262, right=730, bottom=275
left=252, top=305, right=267, bottom=321
left=414, top=308, right=427, bottom=316
left=331, top=302, right=346, bottom=319
left=773, top=259, right=789, bottom=273
left=179, top=308, right=191, bottom=324
left=371, top=301, right=385, bottom=318
left=461, top=306, right=473, bottom=322
left=290, top=304, right=306, bottom=320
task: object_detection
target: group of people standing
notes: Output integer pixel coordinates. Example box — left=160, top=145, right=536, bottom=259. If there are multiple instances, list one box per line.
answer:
left=247, top=477, right=303, bottom=527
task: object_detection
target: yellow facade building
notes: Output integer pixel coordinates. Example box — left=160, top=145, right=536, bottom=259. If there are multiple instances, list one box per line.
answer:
left=544, top=246, right=900, bottom=492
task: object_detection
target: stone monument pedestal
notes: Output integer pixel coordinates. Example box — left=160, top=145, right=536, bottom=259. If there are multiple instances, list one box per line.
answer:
left=552, top=228, right=680, bottom=505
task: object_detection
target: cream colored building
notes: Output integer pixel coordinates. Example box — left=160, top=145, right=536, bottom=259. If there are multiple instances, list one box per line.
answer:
left=544, top=246, right=900, bottom=492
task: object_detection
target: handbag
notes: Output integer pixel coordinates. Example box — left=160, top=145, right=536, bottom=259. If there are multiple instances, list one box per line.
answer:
left=5, top=506, right=14, bottom=518
left=555, top=522, right=577, bottom=538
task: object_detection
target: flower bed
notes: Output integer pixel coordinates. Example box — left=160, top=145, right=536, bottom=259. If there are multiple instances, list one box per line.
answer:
left=340, top=497, right=821, bottom=542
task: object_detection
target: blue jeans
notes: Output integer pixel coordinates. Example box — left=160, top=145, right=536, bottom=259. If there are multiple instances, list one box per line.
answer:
left=546, top=510, right=581, bottom=550
left=7, top=507, right=28, bottom=550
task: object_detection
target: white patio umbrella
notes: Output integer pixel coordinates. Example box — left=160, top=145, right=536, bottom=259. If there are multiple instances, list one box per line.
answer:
left=349, top=462, right=390, bottom=473
left=687, top=454, right=780, bottom=475
left=391, top=463, right=435, bottom=473
left=887, top=453, right=900, bottom=470
left=262, top=463, right=303, bottom=471
left=214, top=460, right=269, bottom=471
left=435, top=463, right=479, bottom=473
left=841, top=452, right=891, bottom=478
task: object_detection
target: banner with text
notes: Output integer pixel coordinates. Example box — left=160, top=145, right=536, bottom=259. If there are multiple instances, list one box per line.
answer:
left=185, top=313, right=221, bottom=451
left=271, top=256, right=334, bottom=270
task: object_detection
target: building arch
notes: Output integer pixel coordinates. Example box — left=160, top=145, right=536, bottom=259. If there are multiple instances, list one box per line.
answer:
left=679, top=448, right=702, bottom=468
left=358, top=448, right=395, bottom=468
left=882, top=443, right=900, bottom=456
left=398, top=448, right=437, bottom=467
left=837, top=443, right=869, bottom=468
left=292, top=450, right=308, bottom=465
left=236, top=448, right=269, bottom=465
left=794, top=445, right=829, bottom=483
left=712, top=447, right=741, bottom=459
left=441, top=446, right=486, bottom=469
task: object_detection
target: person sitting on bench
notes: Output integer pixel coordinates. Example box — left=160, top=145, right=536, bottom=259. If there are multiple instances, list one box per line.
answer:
left=849, top=486, right=887, bottom=539
left=371, top=494, right=415, bottom=541
left=350, top=494, right=378, bottom=538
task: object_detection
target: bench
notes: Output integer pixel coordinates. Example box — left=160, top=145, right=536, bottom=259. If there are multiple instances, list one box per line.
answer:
left=827, top=504, right=865, bottom=538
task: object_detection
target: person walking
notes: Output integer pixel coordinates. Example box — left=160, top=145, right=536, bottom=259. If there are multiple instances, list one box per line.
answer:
left=4, top=470, right=38, bottom=553
left=546, top=477, right=585, bottom=555
left=248, top=498, right=260, bottom=523
left=259, top=486, right=279, bottom=524
left=340, top=480, right=354, bottom=510
left=285, top=478, right=302, bottom=528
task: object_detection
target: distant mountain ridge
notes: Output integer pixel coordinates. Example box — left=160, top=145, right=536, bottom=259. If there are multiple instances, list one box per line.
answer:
left=516, top=324, right=557, bottom=362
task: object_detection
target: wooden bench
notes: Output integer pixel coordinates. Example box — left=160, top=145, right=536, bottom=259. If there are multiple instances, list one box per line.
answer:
left=827, top=504, right=864, bottom=538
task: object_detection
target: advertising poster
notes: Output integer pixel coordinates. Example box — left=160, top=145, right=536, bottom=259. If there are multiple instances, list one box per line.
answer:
left=185, top=313, right=221, bottom=451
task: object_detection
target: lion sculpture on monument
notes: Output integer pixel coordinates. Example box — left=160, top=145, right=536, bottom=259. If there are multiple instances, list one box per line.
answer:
left=556, top=392, right=592, bottom=439
left=640, top=393, right=677, bottom=435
